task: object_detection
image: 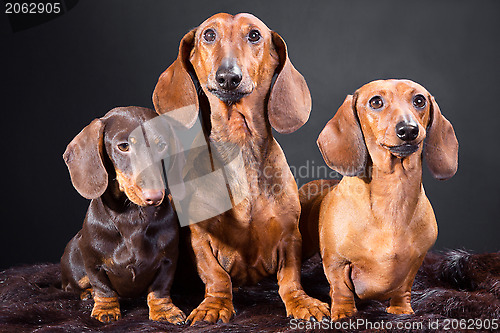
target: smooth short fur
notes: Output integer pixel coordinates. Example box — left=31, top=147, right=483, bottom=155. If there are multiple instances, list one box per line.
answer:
left=153, top=13, right=328, bottom=324
left=61, top=107, right=185, bottom=324
left=300, top=79, right=458, bottom=320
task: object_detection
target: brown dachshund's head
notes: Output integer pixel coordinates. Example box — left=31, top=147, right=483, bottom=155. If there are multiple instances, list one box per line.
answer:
left=317, top=79, right=458, bottom=180
left=153, top=13, right=311, bottom=144
left=63, top=107, right=185, bottom=206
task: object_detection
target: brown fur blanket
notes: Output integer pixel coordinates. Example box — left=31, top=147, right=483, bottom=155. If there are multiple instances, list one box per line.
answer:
left=1, top=250, right=499, bottom=332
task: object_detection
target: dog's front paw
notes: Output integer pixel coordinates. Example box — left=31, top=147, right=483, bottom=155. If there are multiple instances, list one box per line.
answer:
left=147, top=294, right=186, bottom=324
left=91, top=296, right=121, bottom=323
left=387, top=304, right=414, bottom=315
left=186, top=296, right=235, bottom=325
left=331, top=305, right=357, bottom=321
left=284, top=291, right=330, bottom=321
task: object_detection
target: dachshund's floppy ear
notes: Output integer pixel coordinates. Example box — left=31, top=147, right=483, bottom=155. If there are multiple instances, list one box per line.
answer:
left=63, top=119, right=108, bottom=199
left=268, top=31, right=312, bottom=134
left=424, top=96, right=458, bottom=180
left=153, top=29, right=199, bottom=128
left=317, top=95, right=367, bottom=177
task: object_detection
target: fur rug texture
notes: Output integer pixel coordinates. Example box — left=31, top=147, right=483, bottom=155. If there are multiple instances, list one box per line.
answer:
left=0, top=250, right=499, bottom=333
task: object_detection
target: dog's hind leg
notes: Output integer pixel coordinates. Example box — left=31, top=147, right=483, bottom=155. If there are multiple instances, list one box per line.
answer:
left=61, top=232, right=89, bottom=296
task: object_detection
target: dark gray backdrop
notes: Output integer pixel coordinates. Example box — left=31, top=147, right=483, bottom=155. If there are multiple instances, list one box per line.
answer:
left=1, top=0, right=499, bottom=269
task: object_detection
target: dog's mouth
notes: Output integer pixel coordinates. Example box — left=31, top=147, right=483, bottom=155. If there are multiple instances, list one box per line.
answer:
left=383, top=143, right=421, bottom=157
left=208, top=89, right=250, bottom=104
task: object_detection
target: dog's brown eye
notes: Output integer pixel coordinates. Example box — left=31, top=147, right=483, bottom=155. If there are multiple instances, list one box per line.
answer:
left=413, top=94, right=426, bottom=109
left=117, top=143, right=129, bottom=152
left=203, top=29, right=216, bottom=43
left=248, top=29, right=261, bottom=43
left=369, top=96, right=384, bottom=110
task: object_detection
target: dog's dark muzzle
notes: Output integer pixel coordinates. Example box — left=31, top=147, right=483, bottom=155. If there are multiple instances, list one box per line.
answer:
left=388, top=143, right=420, bottom=157
left=209, top=89, right=248, bottom=104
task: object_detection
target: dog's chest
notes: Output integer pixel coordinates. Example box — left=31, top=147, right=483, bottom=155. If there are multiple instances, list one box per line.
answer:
left=200, top=140, right=299, bottom=284
left=216, top=228, right=281, bottom=286
left=329, top=178, right=438, bottom=293
left=104, top=216, right=173, bottom=289
left=338, top=205, right=436, bottom=264
left=333, top=177, right=437, bottom=253
left=210, top=204, right=288, bottom=285
left=112, top=229, right=161, bottom=266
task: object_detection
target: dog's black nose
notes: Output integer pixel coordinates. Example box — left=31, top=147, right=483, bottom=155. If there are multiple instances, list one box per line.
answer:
left=143, top=190, right=164, bottom=206
left=216, top=58, right=242, bottom=90
left=396, top=121, right=419, bottom=141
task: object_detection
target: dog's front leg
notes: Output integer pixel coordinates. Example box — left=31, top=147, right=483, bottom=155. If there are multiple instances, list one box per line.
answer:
left=84, top=262, right=121, bottom=323
left=147, top=255, right=186, bottom=324
left=387, top=290, right=414, bottom=315
left=322, top=259, right=357, bottom=321
left=386, top=257, right=423, bottom=315
left=186, top=226, right=235, bottom=325
left=277, top=228, right=330, bottom=321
